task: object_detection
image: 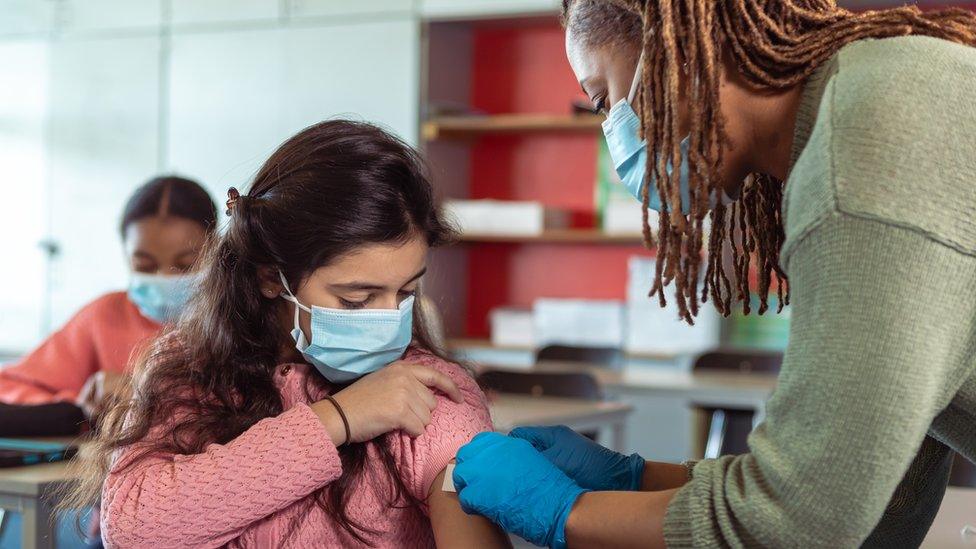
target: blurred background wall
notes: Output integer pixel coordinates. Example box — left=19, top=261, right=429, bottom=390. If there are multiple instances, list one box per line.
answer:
left=0, top=0, right=960, bottom=355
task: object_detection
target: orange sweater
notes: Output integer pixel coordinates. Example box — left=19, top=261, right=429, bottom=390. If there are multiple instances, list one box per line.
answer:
left=0, top=292, right=160, bottom=404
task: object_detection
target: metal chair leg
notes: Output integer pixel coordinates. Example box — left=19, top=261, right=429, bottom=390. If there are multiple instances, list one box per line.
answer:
left=704, top=410, right=727, bottom=459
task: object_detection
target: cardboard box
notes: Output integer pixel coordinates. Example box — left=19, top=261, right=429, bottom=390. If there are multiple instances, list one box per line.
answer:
left=443, top=199, right=568, bottom=236
left=534, top=298, right=625, bottom=348
left=489, top=307, right=535, bottom=348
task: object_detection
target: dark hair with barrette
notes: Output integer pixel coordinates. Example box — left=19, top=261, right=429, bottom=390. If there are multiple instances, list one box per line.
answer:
left=224, top=186, right=241, bottom=217
left=71, top=120, right=457, bottom=545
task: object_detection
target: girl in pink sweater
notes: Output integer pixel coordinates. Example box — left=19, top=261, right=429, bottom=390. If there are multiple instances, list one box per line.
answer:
left=67, top=120, right=511, bottom=548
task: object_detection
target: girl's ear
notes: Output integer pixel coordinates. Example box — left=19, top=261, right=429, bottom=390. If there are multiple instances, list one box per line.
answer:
left=257, top=266, right=284, bottom=299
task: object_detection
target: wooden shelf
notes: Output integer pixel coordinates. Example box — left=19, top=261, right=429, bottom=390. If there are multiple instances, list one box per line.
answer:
left=423, top=113, right=603, bottom=140
left=456, top=229, right=647, bottom=245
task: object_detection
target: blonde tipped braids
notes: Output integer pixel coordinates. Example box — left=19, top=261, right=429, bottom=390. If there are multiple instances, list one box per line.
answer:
left=575, top=0, right=976, bottom=322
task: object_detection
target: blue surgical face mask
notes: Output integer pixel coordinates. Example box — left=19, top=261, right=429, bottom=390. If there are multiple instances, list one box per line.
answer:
left=127, top=272, right=196, bottom=324
left=602, top=56, right=730, bottom=214
left=278, top=271, right=414, bottom=383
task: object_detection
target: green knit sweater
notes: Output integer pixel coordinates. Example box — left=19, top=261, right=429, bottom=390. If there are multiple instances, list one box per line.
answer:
left=663, top=36, right=976, bottom=548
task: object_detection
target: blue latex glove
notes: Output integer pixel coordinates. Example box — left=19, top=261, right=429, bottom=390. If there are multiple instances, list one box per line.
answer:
left=511, top=425, right=645, bottom=492
left=454, top=432, right=588, bottom=549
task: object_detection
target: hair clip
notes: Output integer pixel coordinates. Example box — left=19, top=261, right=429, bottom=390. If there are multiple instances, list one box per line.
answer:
left=225, top=187, right=241, bottom=217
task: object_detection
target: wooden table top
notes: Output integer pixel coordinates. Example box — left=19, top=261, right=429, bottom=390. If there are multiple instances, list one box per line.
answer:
left=489, top=393, right=633, bottom=432
left=484, top=361, right=778, bottom=405
left=0, top=437, right=84, bottom=497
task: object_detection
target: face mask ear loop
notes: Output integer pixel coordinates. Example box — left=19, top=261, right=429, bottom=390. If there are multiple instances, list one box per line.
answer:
left=278, top=271, right=310, bottom=331
left=627, top=51, right=645, bottom=106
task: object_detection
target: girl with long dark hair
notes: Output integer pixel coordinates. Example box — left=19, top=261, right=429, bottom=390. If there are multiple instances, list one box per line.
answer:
left=66, top=120, right=511, bottom=548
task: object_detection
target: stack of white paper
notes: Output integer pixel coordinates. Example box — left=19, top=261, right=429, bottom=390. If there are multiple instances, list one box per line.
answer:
left=602, top=199, right=659, bottom=235
left=489, top=307, right=535, bottom=348
left=533, top=298, right=625, bottom=348
left=625, top=256, right=719, bottom=354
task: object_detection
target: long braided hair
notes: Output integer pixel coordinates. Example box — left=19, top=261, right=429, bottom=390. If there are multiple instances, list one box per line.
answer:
left=563, top=0, right=976, bottom=322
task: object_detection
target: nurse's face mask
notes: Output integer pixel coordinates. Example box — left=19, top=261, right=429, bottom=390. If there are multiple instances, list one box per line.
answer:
left=278, top=271, right=414, bottom=384
left=601, top=55, right=730, bottom=213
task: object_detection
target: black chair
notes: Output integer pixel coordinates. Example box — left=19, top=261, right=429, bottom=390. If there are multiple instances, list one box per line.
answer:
left=477, top=370, right=603, bottom=400
left=535, top=345, right=624, bottom=369
left=693, top=350, right=783, bottom=458
left=477, top=369, right=603, bottom=440
left=0, top=402, right=86, bottom=437
left=694, top=350, right=783, bottom=374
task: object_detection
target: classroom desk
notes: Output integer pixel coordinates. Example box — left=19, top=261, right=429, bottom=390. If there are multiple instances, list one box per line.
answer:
left=495, top=360, right=778, bottom=417
left=597, top=366, right=777, bottom=423
left=480, top=361, right=778, bottom=460
left=490, top=394, right=634, bottom=452
left=0, top=447, right=81, bottom=549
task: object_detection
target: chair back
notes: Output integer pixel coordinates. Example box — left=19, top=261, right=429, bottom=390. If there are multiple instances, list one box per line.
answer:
left=692, top=350, right=782, bottom=458
left=477, top=370, right=603, bottom=400
left=693, top=350, right=783, bottom=374
left=535, top=345, right=623, bottom=369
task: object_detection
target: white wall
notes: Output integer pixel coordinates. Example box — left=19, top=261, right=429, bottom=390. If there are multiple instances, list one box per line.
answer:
left=421, top=0, right=559, bottom=19
left=0, top=40, right=48, bottom=352
left=45, top=34, right=163, bottom=325
left=166, top=18, right=419, bottom=199
left=0, top=0, right=424, bottom=352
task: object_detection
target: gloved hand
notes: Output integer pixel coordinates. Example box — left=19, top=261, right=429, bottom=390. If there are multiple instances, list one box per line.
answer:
left=454, top=432, right=588, bottom=549
left=511, top=425, right=645, bottom=492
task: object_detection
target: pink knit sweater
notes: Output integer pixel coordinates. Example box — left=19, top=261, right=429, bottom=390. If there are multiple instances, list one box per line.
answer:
left=100, top=349, right=492, bottom=548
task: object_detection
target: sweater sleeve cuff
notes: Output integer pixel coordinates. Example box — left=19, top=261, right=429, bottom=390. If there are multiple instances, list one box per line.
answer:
left=664, top=484, right=697, bottom=547
left=663, top=460, right=712, bottom=548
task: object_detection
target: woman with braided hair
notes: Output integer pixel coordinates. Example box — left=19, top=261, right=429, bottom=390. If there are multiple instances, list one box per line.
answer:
left=452, top=1, right=976, bottom=547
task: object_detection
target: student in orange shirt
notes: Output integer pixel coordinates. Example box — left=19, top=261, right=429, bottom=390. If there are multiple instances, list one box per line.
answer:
left=0, top=175, right=217, bottom=435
